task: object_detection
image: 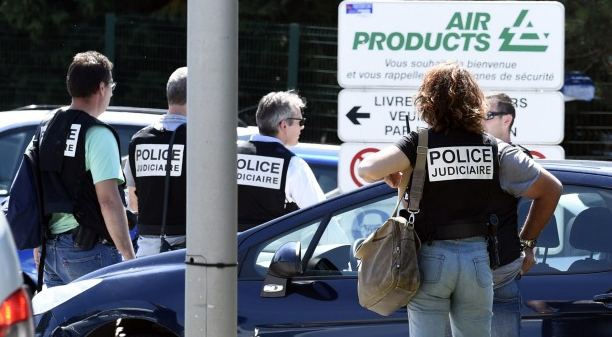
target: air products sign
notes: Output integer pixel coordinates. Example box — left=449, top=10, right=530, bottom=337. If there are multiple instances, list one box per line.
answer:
left=338, top=1, right=564, bottom=89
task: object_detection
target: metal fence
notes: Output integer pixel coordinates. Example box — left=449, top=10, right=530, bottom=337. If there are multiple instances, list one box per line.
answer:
left=1, top=13, right=611, bottom=157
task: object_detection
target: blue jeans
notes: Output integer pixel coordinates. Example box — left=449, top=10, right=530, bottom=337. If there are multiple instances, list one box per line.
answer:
left=42, top=232, right=121, bottom=288
left=408, top=236, right=493, bottom=337
left=444, top=273, right=522, bottom=337
left=491, top=275, right=522, bottom=337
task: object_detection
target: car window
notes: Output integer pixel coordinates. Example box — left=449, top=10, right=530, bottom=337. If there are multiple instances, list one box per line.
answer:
left=0, top=126, right=37, bottom=197
left=521, top=184, right=612, bottom=274
left=308, top=162, right=337, bottom=193
left=241, top=192, right=397, bottom=279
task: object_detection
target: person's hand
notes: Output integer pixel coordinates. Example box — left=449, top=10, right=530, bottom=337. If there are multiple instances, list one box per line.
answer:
left=383, top=172, right=402, bottom=188
left=33, top=247, right=40, bottom=269
left=520, top=247, right=536, bottom=275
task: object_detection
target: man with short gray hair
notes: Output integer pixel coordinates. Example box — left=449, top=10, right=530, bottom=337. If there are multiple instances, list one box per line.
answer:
left=237, top=90, right=325, bottom=231
left=125, top=67, right=188, bottom=257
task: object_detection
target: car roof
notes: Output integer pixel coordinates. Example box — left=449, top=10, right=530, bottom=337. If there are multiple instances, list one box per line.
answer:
left=539, top=159, right=612, bottom=176
left=0, top=105, right=165, bottom=131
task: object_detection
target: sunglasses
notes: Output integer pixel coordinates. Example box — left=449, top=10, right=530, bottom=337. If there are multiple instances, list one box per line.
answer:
left=484, top=111, right=510, bottom=120
left=286, top=117, right=306, bottom=126
left=110, top=82, right=117, bottom=92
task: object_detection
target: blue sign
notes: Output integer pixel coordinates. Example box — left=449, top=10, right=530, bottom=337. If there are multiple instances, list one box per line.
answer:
left=561, top=72, right=595, bottom=101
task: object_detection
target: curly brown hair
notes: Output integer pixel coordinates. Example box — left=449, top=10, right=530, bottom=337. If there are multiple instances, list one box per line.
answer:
left=414, top=61, right=487, bottom=134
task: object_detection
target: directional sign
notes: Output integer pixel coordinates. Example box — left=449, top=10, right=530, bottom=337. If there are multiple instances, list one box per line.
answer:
left=338, top=1, right=565, bottom=90
left=338, top=143, right=565, bottom=193
left=338, top=89, right=564, bottom=144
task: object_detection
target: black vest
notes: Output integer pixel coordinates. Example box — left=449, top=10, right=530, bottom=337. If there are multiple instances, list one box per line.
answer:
left=237, top=141, right=298, bottom=230
left=39, top=109, right=124, bottom=242
left=488, top=142, right=532, bottom=266
left=411, top=129, right=497, bottom=242
left=128, top=124, right=187, bottom=236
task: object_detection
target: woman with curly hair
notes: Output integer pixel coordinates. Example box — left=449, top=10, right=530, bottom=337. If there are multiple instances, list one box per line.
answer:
left=358, top=61, right=561, bottom=336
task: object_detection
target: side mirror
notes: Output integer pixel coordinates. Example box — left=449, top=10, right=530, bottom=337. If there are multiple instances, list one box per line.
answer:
left=260, top=241, right=302, bottom=298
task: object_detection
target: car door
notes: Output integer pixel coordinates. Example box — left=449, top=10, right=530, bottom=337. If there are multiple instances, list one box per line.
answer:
left=519, top=172, right=612, bottom=337
left=237, top=189, right=410, bottom=336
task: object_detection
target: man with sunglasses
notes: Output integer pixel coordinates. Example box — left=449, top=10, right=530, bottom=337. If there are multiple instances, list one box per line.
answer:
left=237, top=90, right=325, bottom=231
left=483, top=93, right=535, bottom=337
left=36, top=51, right=135, bottom=287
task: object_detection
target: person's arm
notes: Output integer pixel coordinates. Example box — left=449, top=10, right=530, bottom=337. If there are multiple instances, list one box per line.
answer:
left=358, top=145, right=412, bottom=188
left=519, top=169, right=562, bottom=273
left=123, top=160, right=138, bottom=212
left=285, top=157, right=325, bottom=208
left=127, top=186, right=138, bottom=213
left=95, top=179, right=136, bottom=260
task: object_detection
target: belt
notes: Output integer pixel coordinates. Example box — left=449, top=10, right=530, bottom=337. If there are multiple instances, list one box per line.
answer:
left=435, top=223, right=488, bottom=240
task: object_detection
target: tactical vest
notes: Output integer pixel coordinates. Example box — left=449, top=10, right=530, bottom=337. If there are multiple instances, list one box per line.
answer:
left=411, top=129, right=497, bottom=243
left=128, top=124, right=187, bottom=236
left=237, top=141, right=297, bottom=230
left=39, top=109, right=124, bottom=243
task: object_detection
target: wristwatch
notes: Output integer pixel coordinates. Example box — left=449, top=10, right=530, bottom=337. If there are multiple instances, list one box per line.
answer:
left=521, top=238, right=538, bottom=250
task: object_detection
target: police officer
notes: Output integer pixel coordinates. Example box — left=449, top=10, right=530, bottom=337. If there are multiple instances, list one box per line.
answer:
left=237, top=90, right=325, bottom=231
left=125, top=67, right=187, bottom=257
left=37, top=51, right=135, bottom=288
left=482, top=92, right=535, bottom=337
left=358, top=62, right=561, bottom=336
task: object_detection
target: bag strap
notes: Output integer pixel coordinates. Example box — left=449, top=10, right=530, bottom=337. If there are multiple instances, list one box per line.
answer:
left=405, top=128, right=428, bottom=225
left=160, top=123, right=186, bottom=237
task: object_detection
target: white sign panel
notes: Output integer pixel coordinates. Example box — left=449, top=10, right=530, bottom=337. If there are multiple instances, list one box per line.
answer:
left=339, top=142, right=565, bottom=193
left=338, top=1, right=565, bottom=90
left=338, top=89, right=564, bottom=144
left=521, top=145, right=565, bottom=160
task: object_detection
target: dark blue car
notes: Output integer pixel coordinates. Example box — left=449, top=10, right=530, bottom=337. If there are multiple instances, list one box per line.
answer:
left=32, top=160, right=612, bottom=336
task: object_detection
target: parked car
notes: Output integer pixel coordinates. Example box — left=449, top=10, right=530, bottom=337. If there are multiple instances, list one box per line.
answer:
left=0, top=212, right=35, bottom=337
left=32, top=160, right=612, bottom=336
left=0, top=105, right=339, bottom=291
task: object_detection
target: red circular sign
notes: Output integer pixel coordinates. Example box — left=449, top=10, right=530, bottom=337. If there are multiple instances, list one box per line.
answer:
left=350, top=148, right=380, bottom=187
left=530, top=150, right=546, bottom=159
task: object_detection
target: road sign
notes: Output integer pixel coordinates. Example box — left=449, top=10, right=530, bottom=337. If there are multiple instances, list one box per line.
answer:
left=339, top=142, right=390, bottom=193
left=338, top=1, right=565, bottom=90
left=338, top=89, right=564, bottom=144
left=338, top=142, right=566, bottom=193
left=521, top=145, right=565, bottom=160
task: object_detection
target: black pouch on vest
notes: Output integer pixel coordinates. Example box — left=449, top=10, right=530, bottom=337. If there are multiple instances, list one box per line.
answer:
left=74, top=225, right=98, bottom=250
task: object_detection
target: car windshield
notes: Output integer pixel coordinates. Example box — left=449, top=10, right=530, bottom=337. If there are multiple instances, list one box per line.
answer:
left=0, top=126, right=36, bottom=198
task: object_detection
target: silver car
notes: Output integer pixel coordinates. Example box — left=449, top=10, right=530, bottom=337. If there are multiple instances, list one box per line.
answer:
left=0, top=212, right=35, bottom=336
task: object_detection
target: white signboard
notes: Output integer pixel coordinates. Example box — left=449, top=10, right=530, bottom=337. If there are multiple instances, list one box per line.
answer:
left=338, top=89, right=564, bottom=144
left=338, top=142, right=565, bottom=193
left=338, top=1, right=565, bottom=90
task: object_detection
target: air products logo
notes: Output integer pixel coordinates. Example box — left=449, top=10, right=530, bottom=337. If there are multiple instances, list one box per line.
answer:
left=351, top=9, right=550, bottom=53
left=499, top=10, right=549, bottom=52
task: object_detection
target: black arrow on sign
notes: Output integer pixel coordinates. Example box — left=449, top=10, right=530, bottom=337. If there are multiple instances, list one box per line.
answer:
left=346, top=106, right=370, bottom=125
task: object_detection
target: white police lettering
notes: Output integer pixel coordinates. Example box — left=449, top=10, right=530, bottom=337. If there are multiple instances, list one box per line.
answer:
left=236, top=154, right=284, bottom=189
left=427, top=146, right=493, bottom=182
left=135, top=144, right=185, bottom=177
left=64, top=124, right=81, bottom=157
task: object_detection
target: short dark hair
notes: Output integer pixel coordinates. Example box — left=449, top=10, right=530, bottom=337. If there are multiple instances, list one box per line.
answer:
left=488, top=93, right=516, bottom=128
left=66, top=51, right=113, bottom=98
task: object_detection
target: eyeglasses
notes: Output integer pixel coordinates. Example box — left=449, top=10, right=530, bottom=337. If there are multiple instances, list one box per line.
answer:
left=286, top=117, right=306, bottom=126
left=484, top=111, right=509, bottom=120
left=110, top=82, right=117, bottom=92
